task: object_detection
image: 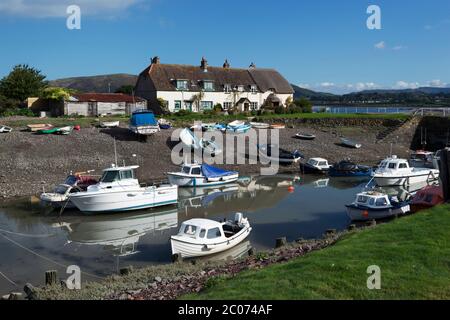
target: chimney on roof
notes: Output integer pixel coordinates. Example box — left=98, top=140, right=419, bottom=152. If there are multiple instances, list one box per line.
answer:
left=249, top=62, right=256, bottom=69
left=201, top=57, right=208, bottom=72
left=223, top=59, right=230, bottom=69
left=151, top=56, right=160, bottom=64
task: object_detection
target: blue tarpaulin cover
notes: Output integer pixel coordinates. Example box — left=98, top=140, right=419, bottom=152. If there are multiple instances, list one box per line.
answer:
left=131, top=111, right=158, bottom=126
left=201, top=164, right=237, bottom=179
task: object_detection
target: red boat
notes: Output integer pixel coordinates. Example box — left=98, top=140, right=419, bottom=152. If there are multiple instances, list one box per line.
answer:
left=410, top=185, right=444, bottom=213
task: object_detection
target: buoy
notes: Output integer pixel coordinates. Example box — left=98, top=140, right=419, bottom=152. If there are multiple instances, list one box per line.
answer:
left=74, top=125, right=81, bottom=131
left=288, top=186, right=295, bottom=193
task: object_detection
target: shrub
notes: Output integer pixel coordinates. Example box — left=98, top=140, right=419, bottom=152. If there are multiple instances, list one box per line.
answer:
left=174, top=109, right=193, bottom=117
left=1, top=107, right=35, bottom=117
left=274, top=106, right=285, bottom=114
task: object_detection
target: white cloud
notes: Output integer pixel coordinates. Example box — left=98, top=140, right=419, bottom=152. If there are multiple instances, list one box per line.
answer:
left=427, top=80, right=448, bottom=87
left=374, top=41, right=386, bottom=49
left=394, top=81, right=420, bottom=89
left=0, top=0, right=143, bottom=17
left=392, top=45, right=406, bottom=51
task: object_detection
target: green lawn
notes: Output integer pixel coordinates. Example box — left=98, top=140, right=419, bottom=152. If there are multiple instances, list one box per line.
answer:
left=0, top=113, right=410, bottom=129
left=183, top=205, right=450, bottom=300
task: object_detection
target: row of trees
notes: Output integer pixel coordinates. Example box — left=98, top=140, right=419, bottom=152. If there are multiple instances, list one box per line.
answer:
left=0, top=65, right=76, bottom=115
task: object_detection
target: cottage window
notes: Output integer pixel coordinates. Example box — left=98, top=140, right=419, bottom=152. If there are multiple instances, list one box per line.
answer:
left=250, top=85, right=258, bottom=94
left=250, top=102, right=258, bottom=110
left=174, top=100, right=182, bottom=110
left=176, top=80, right=188, bottom=90
left=203, top=81, right=214, bottom=91
left=224, top=84, right=232, bottom=93
left=223, top=102, right=233, bottom=110
left=200, top=101, right=213, bottom=110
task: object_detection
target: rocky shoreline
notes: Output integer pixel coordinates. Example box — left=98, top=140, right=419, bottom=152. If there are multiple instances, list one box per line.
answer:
left=33, top=227, right=357, bottom=300
left=0, top=122, right=412, bottom=199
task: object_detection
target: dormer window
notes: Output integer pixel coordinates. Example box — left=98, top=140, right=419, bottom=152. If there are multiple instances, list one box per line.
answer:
left=237, top=85, right=244, bottom=92
left=176, top=80, right=189, bottom=90
left=250, top=85, right=258, bottom=94
left=224, top=84, right=232, bottom=93
left=203, top=81, right=214, bottom=91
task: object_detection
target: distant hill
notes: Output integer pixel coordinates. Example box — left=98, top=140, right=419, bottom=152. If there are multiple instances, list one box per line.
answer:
left=291, top=84, right=337, bottom=100
left=49, top=74, right=138, bottom=93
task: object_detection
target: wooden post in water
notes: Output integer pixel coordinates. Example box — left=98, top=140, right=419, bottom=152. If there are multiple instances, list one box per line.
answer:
left=440, top=148, right=450, bottom=202
left=45, top=270, right=58, bottom=286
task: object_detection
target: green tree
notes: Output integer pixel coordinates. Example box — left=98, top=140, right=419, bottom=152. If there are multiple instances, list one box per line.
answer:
left=115, top=85, right=135, bottom=95
left=40, top=87, right=74, bottom=101
left=0, top=95, right=20, bottom=114
left=0, top=64, right=48, bottom=101
left=295, top=97, right=313, bottom=113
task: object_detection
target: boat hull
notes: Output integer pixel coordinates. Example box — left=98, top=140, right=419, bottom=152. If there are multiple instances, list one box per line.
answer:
left=346, top=204, right=410, bottom=221
left=374, top=170, right=439, bottom=186
left=171, top=225, right=252, bottom=258
left=69, top=186, right=178, bottom=213
left=167, top=173, right=238, bottom=187
left=129, top=125, right=160, bottom=136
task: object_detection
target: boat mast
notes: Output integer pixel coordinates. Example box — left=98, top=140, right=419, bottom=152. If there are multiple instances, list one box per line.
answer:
left=114, top=137, right=118, bottom=166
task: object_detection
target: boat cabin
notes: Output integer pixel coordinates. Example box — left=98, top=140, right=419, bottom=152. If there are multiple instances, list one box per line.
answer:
left=177, top=215, right=245, bottom=241
left=353, top=192, right=393, bottom=209
left=306, top=158, right=330, bottom=170
left=96, top=165, right=140, bottom=187
left=377, top=156, right=410, bottom=172
left=180, top=163, right=203, bottom=176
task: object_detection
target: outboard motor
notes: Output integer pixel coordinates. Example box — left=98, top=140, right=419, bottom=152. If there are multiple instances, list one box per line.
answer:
left=234, top=212, right=243, bottom=224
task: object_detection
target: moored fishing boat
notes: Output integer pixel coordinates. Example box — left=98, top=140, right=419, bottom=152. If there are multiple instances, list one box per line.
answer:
left=69, top=165, right=178, bottom=213
left=129, top=110, right=160, bottom=136
left=0, top=125, right=12, bottom=133
left=340, top=138, right=362, bottom=149
left=167, top=163, right=239, bottom=187
left=27, top=124, right=54, bottom=132
left=346, top=191, right=410, bottom=221
left=179, top=128, right=222, bottom=155
left=258, top=144, right=303, bottom=165
left=300, top=158, right=331, bottom=174
left=410, top=150, right=434, bottom=168
left=100, top=121, right=120, bottom=128
left=295, top=133, right=316, bottom=140
left=226, top=120, right=252, bottom=133
left=329, top=160, right=373, bottom=177
left=373, top=155, right=439, bottom=186
left=170, top=213, right=252, bottom=258
left=410, top=185, right=444, bottom=213
left=249, top=122, right=270, bottom=129
left=40, top=173, right=98, bottom=208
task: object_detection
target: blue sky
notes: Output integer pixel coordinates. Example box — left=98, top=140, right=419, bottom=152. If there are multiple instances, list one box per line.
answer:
left=0, top=0, right=449, bottom=94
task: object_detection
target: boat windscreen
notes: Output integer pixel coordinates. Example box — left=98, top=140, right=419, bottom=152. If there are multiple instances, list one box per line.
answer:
left=100, top=171, right=120, bottom=183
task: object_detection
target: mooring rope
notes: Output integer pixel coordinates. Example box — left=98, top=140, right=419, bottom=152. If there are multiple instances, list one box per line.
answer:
left=0, top=232, right=104, bottom=280
left=0, top=269, right=18, bottom=287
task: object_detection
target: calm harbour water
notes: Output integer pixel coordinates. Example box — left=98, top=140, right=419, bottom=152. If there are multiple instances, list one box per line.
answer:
left=0, top=174, right=416, bottom=294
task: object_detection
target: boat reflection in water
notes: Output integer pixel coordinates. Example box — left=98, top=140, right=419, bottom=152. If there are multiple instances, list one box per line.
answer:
left=190, top=241, right=252, bottom=263
left=52, top=207, right=179, bottom=257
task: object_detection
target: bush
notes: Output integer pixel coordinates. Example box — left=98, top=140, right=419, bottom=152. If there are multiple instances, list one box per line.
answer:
left=213, top=104, right=223, bottom=112
left=1, top=107, right=35, bottom=117
left=286, top=104, right=302, bottom=114
left=274, top=106, right=285, bottom=114
left=174, top=109, right=193, bottom=117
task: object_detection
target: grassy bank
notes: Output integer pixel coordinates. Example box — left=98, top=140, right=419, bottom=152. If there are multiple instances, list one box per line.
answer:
left=184, top=205, right=450, bottom=300
left=1, top=113, right=410, bottom=129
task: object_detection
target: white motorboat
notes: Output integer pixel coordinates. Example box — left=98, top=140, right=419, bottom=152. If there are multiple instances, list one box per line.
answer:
left=295, top=133, right=316, bottom=140
left=373, top=155, right=439, bottom=187
left=258, top=144, right=304, bottom=165
left=40, top=173, right=98, bottom=208
left=57, top=126, right=74, bottom=135
left=300, top=158, right=331, bottom=174
left=100, top=121, right=120, bottom=128
left=0, top=125, right=12, bottom=133
left=340, top=138, right=362, bottom=149
left=179, top=128, right=222, bottom=156
left=167, top=163, right=239, bottom=187
left=227, top=120, right=252, bottom=133
left=69, top=165, right=178, bottom=213
left=410, top=150, right=434, bottom=168
left=346, top=191, right=410, bottom=221
left=129, top=110, right=160, bottom=136
left=249, top=122, right=270, bottom=129
left=170, top=212, right=252, bottom=258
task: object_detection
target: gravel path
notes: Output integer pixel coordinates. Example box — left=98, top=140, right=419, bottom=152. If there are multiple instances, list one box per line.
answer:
left=0, top=124, right=411, bottom=199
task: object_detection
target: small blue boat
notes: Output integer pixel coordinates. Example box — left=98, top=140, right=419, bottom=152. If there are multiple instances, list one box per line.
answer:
left=329, top=160, right=373, bottom=177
